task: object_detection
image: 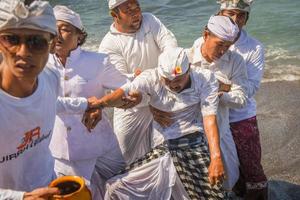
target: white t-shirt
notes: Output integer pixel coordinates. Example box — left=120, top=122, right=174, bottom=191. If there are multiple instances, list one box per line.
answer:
left=123, top=67, right=219, bottom=140
left=0, top=67, right=59, bottom=198
left=229, top=29, right=265, bottom=122
left=99, top=12, right=178, bottom=164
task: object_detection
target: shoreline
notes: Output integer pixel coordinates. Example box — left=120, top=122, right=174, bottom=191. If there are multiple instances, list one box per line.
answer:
left=256, top=80, right=300, bottom=184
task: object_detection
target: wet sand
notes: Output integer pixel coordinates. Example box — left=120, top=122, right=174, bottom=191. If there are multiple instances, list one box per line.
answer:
left=256, top=80, right=300, bottom=198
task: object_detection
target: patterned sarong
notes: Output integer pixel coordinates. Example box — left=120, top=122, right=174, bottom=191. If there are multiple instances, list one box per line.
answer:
left=118, top=132, right=224, bottom=200
left=230, top=116, right=268, bottom=199
left=168, top=133, right=224, bottom=200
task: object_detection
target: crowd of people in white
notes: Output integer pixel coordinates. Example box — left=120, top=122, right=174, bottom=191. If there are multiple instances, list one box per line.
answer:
left=0, top=0, right=267, bottom=199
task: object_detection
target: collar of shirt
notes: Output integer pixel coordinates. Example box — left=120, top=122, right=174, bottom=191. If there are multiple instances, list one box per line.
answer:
left=65, top=46, right=82, bottom=67
left=190, top=37, right=230, bottom=68
left=233, top=29, right=248, bottom=48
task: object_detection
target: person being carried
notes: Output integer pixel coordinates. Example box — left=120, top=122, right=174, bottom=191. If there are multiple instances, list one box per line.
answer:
left=86, top=47, right=225, bottom=200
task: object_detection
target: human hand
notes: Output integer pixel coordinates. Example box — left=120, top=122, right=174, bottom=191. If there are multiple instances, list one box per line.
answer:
left=87, top=96, right=101, bottom=109
left=134, top=68, right=142, bottom=77
left=208, top=156, right=226, bottom=186
left=23, top=187, right=60, bottom=200
left=82, top=107, right=102, bottom=133
left=218, top=81, right=231, bottom=92
left=118, top=90, right=142, bottom=109
left=149, top=105, right=174, bottom=128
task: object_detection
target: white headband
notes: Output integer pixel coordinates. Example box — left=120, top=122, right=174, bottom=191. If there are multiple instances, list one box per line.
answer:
left=0, top=0, right=57, bottom=35
left=207, top=15, right=239, bottom=42
left=218, top=0, right=253, bottom=12
left=158, top=47, right=190, bottom=81
left=54, top=5, right=84, bottom=31
left=107, top=0, right=128, bottom=9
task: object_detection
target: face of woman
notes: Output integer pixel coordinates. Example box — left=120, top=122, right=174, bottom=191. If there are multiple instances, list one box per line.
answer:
left=55, top=21, right=81, bottom=57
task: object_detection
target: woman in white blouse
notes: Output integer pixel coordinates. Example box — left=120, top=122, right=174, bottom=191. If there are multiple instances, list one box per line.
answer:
left=48, top=5, right=128, bottom=199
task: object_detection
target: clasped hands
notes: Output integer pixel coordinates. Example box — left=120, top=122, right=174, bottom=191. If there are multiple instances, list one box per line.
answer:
left=82, top=91, right=142, bottom=132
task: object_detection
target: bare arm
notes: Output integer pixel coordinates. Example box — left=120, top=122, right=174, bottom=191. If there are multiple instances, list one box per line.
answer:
left=203, top=115, right=225, bottom=186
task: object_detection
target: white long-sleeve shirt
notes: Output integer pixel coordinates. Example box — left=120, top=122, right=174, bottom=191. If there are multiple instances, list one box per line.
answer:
left=99, top=12, right=178, bottom=165
left=229, top=29, right=265, bottom=122
left=48, top=47, right=127, bottom=181
left=186, top=37, right=248, bottom=189
left=122, top=67, right=219, bottom=140
left=0, top=67, right=60, bottom=200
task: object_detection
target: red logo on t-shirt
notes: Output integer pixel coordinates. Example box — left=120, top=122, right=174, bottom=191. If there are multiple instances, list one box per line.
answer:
left=17, top=127, right=41, bottom=151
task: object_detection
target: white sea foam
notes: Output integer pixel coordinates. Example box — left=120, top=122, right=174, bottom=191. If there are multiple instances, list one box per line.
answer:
left=263, top=46, right=300, bottom=82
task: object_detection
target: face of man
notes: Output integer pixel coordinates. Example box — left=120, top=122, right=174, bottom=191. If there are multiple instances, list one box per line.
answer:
left=202, top=31, right=233, bottom=63
left=162, top=70, right=191, bottom=93
left=55, top=20, right=82, bottom=57
left=113, top=0, right=142, bottom=33
left=0, top=28, right=53, bottom=79
left=220, top=9, right=248, bottom=29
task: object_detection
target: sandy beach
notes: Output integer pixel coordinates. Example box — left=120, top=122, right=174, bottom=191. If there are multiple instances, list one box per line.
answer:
left=256, top=80, right=300, bottom=199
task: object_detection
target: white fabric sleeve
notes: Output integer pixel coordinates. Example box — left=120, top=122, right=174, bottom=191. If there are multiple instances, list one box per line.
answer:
left=148, top=13, right=178, bottom=51
left=246, top=44, right=264, bottom=98
left=129, top=70, right=156, bottom=96
left=0, top=189, right=24, bottom=200
left=101, top=55, right=129, bottom=90
left=99, top=38, right=135, bottom=81
left=121, top=70, right=154, bottom=108
left=200, top=71, right=219, bottom=116
left=220, top=54, right=248, bottom=108
left=56, top=97, right=88, bottom=114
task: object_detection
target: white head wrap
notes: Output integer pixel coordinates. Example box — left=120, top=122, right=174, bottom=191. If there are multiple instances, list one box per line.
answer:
left=218, top=0, right=253, bottom=12
left=107, top=0, right=128, bottom=9
left=158, top=47, right=190, bottom=81
left=0, top=0, right=57, bottom=35
left=207, top=15, right=239, bottom=42
left=54, top=5, right=84, bottom=31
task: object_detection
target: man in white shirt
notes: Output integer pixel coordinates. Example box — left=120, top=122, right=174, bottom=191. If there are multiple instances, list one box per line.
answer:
left=217, top=1, right=267, bottom=199
left=99, top=0, right=178, bottom=165
left=0, top=0, right=60, bottom=199
left=186, top=15, right=248, bottom=192
left=48, top=5, right=129, bottom=199
left=88, top=47, right=225, bottom=199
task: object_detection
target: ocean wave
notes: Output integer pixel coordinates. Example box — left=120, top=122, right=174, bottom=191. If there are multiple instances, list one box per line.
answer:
left=263, top=46, right=300, bottom=82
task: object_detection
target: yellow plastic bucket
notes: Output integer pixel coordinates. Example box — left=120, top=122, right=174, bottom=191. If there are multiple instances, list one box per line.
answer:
left=49, top=176, right=92, bottom=200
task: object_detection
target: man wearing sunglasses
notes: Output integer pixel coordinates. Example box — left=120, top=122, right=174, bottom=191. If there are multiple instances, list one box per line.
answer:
left=99, top=0, right=178, bottom=167
left=0, top=0, right=66, bottom=199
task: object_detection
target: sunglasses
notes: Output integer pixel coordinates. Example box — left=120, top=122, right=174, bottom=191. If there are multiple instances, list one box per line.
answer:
left=0, top=34, right=52, bottom=54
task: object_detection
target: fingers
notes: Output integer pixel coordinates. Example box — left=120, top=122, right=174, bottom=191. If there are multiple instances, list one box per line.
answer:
left=153, top=114, right=173, bottom=128
left=208, top=160, right=225, bottom=186
left=149, top=105, right=173, bottom=118
left=82, top=108, right=102, bottom=132
left=24, top=187, right=60, bottom=200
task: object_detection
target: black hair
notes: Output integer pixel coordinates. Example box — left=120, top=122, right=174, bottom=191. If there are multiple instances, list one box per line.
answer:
left=24, top=0, right=34, bottom=6
left=77, top=28, right=88, bottom=46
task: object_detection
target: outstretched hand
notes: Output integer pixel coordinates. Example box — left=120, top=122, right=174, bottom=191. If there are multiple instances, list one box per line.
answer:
left=23, top=187, right=60, bottom=200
